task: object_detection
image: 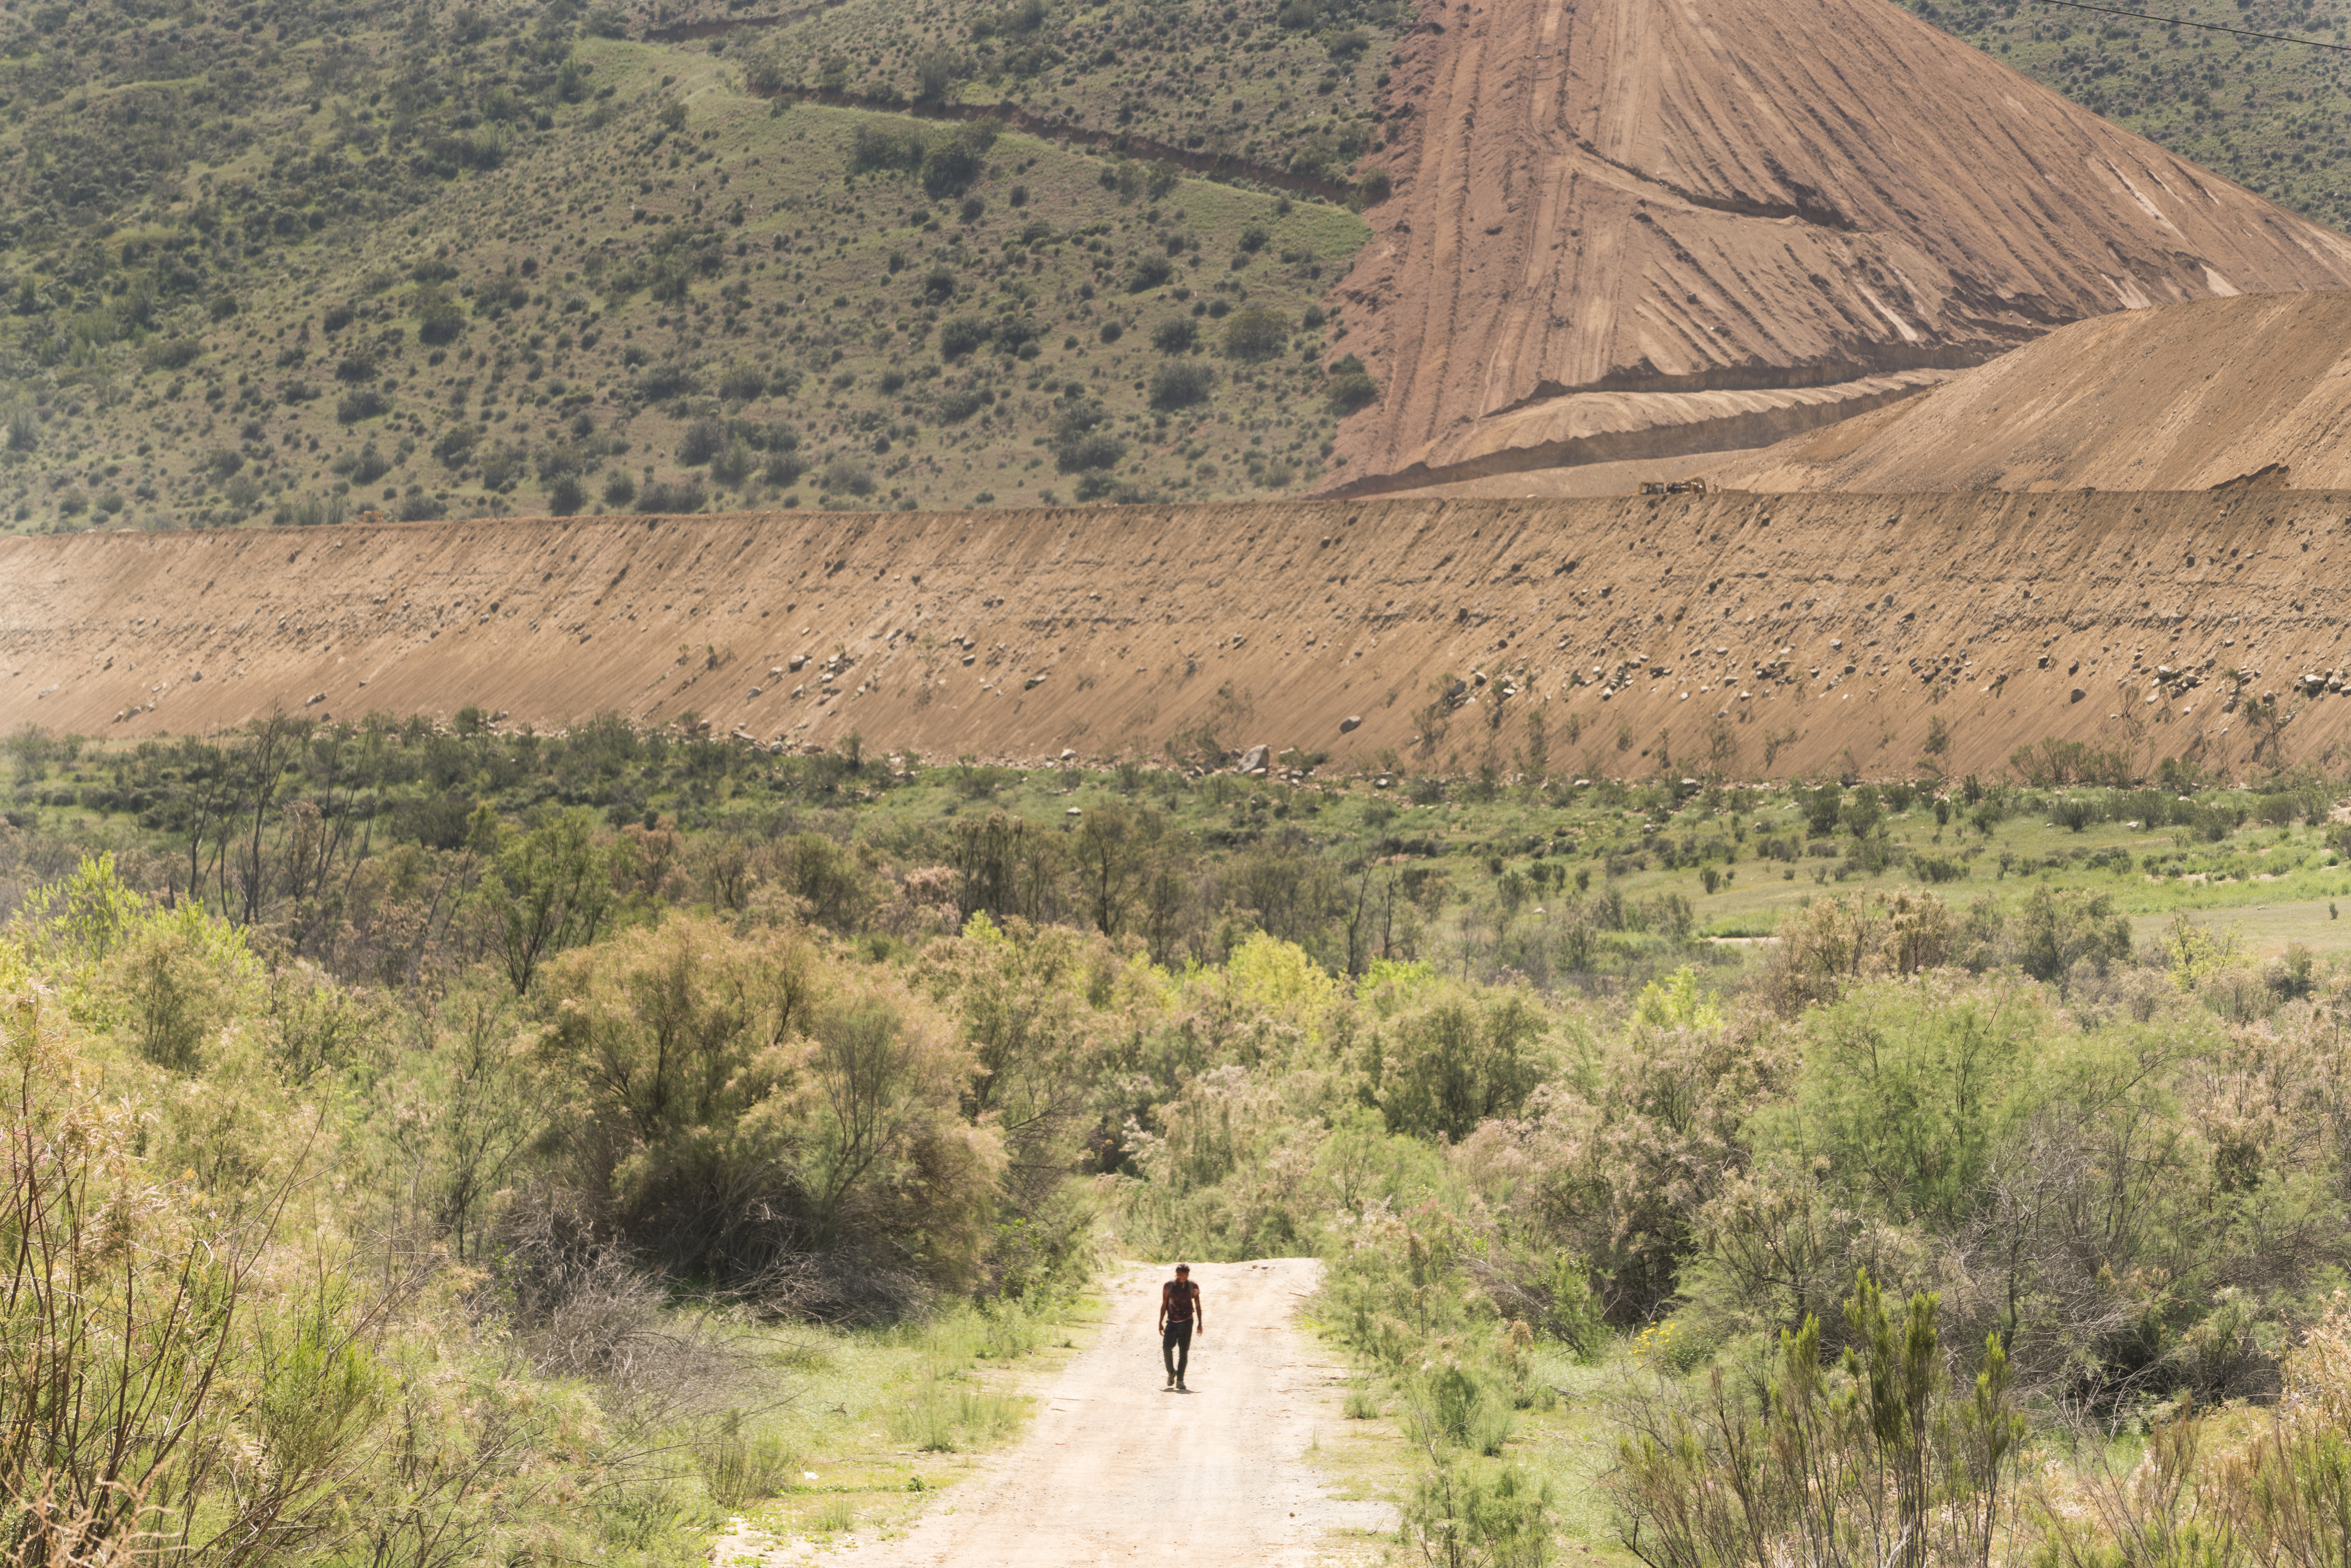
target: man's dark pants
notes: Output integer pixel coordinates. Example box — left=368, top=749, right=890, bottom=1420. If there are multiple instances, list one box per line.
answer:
left=1163, top=1321, right=1192, bottom=1382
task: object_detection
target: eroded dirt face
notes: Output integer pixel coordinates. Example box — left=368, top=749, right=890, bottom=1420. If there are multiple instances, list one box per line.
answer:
left=1326, top=0, right=2351, bottom=493
left=7, top=493, right=2351, bottom=785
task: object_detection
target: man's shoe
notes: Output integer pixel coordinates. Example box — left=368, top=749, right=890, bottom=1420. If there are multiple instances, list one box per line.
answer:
left=1177, top=1381, right=1188, bottom=1392
left=1166, top=1371, right=1174, bottom=1387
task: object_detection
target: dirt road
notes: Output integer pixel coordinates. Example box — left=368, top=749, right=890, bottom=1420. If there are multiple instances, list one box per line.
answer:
left=840, top=1258, right=1390, bottom=1566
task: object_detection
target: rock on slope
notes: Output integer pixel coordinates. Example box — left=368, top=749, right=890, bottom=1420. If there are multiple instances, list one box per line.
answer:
left=1712, top=293, right=2351, bottom=493
left=11, top=494, right=2351, bottom=785
left=1326, top=0, right=2351, bottom=494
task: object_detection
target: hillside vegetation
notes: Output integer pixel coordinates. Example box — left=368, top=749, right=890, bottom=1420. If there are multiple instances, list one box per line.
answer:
left=9, top=714, right=2351, bottom=1563
left=0, top=0, right=1378, bottom=537
left=1, top=0, right=2348, bottom=536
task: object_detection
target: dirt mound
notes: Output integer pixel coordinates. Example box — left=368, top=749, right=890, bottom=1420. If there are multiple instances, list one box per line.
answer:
left=9, top=495, right=2351, bottom=785
left=1713, top=293, right=2351, bottom=494
left=1326, top=0, right=2351, bottom=494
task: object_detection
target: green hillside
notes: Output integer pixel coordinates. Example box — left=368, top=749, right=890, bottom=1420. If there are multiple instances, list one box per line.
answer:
left=0, top=0, right=1391, bottom=534
left=0, top=0, right=2347, bottom=536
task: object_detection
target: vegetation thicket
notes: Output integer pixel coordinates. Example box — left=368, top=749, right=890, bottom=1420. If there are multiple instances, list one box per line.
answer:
left=9, top=708, right=2351, bottom=1562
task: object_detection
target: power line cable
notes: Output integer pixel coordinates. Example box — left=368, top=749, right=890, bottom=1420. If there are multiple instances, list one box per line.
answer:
left=2030, top=0, right=2351, bottom=53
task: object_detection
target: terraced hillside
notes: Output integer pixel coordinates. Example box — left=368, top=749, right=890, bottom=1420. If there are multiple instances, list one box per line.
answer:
left=1324, top=0, right=2351, bottom=493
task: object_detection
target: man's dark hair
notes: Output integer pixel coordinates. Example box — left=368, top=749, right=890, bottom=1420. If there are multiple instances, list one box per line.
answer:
left=1175, top=1263, right=1190, bottom=1273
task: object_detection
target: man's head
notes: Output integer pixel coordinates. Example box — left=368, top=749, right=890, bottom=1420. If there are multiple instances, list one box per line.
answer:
left=1174, top=1264, right=1190, bottom=1278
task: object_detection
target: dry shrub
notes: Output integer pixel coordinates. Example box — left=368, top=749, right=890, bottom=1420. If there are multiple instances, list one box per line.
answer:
left=496, top=1181, right=756, bottom=1421
left=1451, top=990, right=1791, bottom=1324
left=2212, top=1296, right=2351, bottom=1562
left=1758, top=890, right=1954, bottom=1015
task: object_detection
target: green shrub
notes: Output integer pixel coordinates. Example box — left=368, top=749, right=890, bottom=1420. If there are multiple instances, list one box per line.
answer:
left=1324, top=369, right=1377, bottom=412
left=1221, top=307, right=1287, bottom=359
left=1150, top=360, right=1214, bottom=409
left=939, top=314, right=991, bottom=359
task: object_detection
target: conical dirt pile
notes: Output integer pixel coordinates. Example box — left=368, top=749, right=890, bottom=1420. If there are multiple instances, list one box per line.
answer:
left=1328, top=0, right=2351, bottom=493
left=1712, top=292, right=2351, bottom=494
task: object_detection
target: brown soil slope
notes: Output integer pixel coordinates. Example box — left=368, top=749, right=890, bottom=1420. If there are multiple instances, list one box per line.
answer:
left=1328, top=0, right=2351, bottom=494
left=10, top=497, right=2351, bottom=784
left=1713, top=293, right=2351, bottom=494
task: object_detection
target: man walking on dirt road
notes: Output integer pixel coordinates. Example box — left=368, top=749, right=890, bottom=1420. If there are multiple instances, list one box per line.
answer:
left=1159, top=1265, right=1203, bottom=1390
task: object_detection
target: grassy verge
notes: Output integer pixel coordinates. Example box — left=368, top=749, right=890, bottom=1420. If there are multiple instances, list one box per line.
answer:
left=1302, top=1310, right=1647, bottom=1565
left=709, top=1290, right=1107, bottom=1560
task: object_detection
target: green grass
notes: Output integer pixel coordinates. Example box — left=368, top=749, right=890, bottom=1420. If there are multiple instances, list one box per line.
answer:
left=707, top=1291, right=1102, bottom=1553
left=1302, top=1320, right=1647, bottom=1567
left=738, top=0, right=1404, bottom=191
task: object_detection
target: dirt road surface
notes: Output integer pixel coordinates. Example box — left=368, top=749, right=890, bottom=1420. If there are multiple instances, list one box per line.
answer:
left=835, top=1258, right=1389, bottom=1567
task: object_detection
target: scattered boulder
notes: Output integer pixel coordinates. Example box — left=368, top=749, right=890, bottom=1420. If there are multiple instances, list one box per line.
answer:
left=2069, top=687, right=2087, bottom=703
left=1339, top=715, right=1361, bottom=732
left=1238, top=743, right=1270, bottom=774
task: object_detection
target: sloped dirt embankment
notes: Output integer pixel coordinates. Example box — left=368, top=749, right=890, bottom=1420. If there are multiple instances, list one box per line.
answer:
left=1712, top=293, right=2351, bottom=495
left=7, top=494, right=2351, bottom=783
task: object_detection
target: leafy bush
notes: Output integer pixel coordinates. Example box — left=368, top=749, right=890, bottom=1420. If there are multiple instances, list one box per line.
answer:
left=636, top=477, right=706, bottom=513
left=1221, top=307, right=1288, bottom=360
left=415, top=286, right=465, bottom=345
left=677, top=416, right=728, bottom=465
left=335, top=388, right=389, bottom=424
left=939, top=315, right=991, bottom=359
left=533, top=917, right=1001, bottom=1295
left=920, top=122, right=998, bottom=198
left=1151, top=317, right=1198, bottom=353
left=1325, top=370, right=1378, bottom=412
left=849, top=121, right=928, bottom=173
left=1150, top=360, right=1215, bottom=410
left=820, top=455, right=876, bottom=496
left=1052, top=416, right=1124, bottom=474
left=712, top=439, right=758, bottom=488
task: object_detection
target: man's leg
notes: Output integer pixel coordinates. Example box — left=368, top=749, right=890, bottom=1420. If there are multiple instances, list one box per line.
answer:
left=1163, top=1326, right=1178, bottom=1386
left=1173, top=1323, right=1191, bottom=1387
